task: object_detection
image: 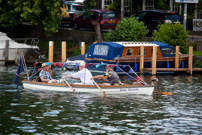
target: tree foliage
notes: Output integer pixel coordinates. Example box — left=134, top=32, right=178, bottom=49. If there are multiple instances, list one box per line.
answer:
left=106, top=1, right=121, bottom=17
left=0, top=0, right=62, bottom=37
left=83, top=0, right=96, bottom=9
left=152, top=23, right=189, bottom=53
left=104, top=17, right=149, bottom=42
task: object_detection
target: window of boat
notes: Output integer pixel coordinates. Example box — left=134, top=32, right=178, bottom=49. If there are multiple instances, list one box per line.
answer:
left=93, top=45, right=109, bottom=56
left=151, top=48, right=158, bottom=56
left=138, top=48, right=146, bottom=56
left=162, top=48, right=175, bottom=55
left=125, top=48, right=133, bottom=56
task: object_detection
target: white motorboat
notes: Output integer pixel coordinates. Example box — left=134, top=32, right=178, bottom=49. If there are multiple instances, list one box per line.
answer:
left=0, top=32, right=39, bottom=65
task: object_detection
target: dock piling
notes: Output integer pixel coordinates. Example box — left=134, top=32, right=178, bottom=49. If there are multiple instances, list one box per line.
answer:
left=62, top=41, right=66, bottom=63
left=49, top=41, right=54, bottom=63
left=175, top=46, right=179, bottom=68
left=81, top=42, right=85, bottom=55
left=189, top=46, right=193, bottom=75
left=5, top=40, right=9, bottom=65
left=152, top=46, right=157, bottom=75
left=139, top=45, right=144, bottom=74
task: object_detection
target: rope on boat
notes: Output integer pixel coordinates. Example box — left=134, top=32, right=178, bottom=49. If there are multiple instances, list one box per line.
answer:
left=127, top=65, right=148, bottom=85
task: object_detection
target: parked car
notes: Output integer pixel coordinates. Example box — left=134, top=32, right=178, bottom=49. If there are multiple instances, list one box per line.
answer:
left=60, top=1, right=85, bottom=27
left=73, top=9, right=120, bottom=31
left=134, top=10, right=183, bottom=35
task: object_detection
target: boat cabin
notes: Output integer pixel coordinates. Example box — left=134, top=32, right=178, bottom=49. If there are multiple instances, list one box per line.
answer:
left=86, top=41, right=176, bottom=61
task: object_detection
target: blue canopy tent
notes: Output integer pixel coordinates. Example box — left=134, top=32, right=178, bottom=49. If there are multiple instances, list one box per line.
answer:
left=87, top=42, right=124, bottom=60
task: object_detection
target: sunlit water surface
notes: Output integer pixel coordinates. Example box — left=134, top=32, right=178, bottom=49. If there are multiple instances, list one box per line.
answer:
left=0, top=66, right=202, bottom=134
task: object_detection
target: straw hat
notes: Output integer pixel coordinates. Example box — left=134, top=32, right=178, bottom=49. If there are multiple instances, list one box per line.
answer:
left=42, top=63, right=49, bottom=68
left=79, top=61, right=86, bottom=67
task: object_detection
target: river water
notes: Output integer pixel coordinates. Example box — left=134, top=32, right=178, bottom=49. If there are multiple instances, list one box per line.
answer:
left=1, top=65, right=202, bottom=134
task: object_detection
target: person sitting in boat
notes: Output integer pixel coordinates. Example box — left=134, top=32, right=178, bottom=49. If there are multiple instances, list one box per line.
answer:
left=62, top=62, right=94, bottom=85
left=91, top=64, right=122, bottom=85
left=39, top=63, right=63, bottom=83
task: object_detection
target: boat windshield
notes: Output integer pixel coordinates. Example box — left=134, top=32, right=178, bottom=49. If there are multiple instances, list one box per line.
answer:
left=162, top=48, right=175, bottom=55
left=93, top=45, right=109, bottom=56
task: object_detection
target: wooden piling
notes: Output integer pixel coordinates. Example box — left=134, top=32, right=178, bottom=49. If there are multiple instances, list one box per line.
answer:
left=152, top=46, right=157, bottom=75
left=81, top=42, right=85, bottom=55
left=188, top=46, right=193, bottom=75
left=61, top=41, right=66, bottom=63
left=49, top=41, right=54, bottom=63
left=175, top=46, right=179, bottom=68
left=5, top=40, right=9, bottom=65
left=139, top=45, right=144, bottom=74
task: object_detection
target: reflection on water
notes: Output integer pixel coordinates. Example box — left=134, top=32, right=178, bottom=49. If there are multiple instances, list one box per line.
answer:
left=0, top=66, right=202, bottom=134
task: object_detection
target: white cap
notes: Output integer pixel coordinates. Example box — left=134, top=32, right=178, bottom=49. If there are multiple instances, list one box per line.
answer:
left=79, top=61, right=86, bottom=67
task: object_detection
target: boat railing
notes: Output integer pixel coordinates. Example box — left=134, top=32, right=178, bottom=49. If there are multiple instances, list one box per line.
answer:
left=13, top=38, right=39, bottom=46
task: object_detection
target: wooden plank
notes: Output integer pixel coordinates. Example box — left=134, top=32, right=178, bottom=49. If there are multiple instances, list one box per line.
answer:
left=139, top=45, right=144, bottom=74
left=81, top=42, right=85, bottom=55
left=152, top=46, right=157, bottom=75
left=49, top=41, right=54, bottom=63
left=143, top=68, right=189, bottom=71
left=189, top=46, right=193, bottom=75
left=193, top=68, right=202, bottom=71
left=61, top=41, right=66, bottom=63
left=175, top=46, right=179, bottom=68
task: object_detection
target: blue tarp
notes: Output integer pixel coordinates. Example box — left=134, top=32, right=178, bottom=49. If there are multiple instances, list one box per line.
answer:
left=87, top=42, right=124, bottom=60
left=150, top=41, right=176, bottom=57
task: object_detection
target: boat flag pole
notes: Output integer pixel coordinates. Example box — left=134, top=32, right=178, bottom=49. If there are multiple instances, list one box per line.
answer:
left=92, top=79, right=106, bottom=97
left=21, top=50, right=29, bottom=80
left=63, top=79, right=76, bottom=94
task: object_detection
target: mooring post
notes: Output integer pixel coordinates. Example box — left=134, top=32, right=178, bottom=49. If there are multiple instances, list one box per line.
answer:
left=152, top=46, right=157, bottom=75
left=81, top=42, right=85, bottom=55
left=61, top=41, right=66, bottom=63
left=5, top=40, right=9, bottom=65
left=175, top=46, right=179, bottom=68
left=49, top=41, right=54, bottom=63
left=189, top=46, right=193, bottom=75
left=140, top=45, right=144, bottom=74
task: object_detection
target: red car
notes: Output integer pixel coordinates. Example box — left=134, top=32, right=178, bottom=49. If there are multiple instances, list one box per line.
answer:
left=73, top=9, right=119, bottom=31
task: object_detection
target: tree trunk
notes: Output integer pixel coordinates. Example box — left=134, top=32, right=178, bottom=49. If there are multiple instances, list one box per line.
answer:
left=32, top=20, right=46, bottom=39
left=91, top=20, right=102, bottom=43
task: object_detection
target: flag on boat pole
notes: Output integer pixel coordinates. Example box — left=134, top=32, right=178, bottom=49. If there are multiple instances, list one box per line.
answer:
left=14, top=56, right=25, bottom=88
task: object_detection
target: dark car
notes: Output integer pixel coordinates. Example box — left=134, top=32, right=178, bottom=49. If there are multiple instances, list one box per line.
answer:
left=60, top=2, right=85, bottom=27
left=134, top=10, right=183, bottom=35
left=73, top=9, right=120, bottom=31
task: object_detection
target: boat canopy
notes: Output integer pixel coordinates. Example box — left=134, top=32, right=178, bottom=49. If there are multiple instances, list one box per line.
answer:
left=151, top=41, right=176, bottom=57
left=87, top=42, right=124, bottom=60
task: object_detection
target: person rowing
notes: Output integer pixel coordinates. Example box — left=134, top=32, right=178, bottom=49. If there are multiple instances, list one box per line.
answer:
left=91, top=64, right=122, bottom=85
left=39, top=63, right=63, bottom=83
left=62, top=62, right=94, bottom=85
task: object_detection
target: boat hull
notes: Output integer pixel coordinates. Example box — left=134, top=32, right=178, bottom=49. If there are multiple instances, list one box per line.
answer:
left=22, top=81, right=154, bottom=95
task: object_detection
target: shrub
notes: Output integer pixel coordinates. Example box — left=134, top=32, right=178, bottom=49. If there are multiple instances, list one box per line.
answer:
left=104, top=17, right=149, bottom=42
left=152, top=23, right=189, bottom=54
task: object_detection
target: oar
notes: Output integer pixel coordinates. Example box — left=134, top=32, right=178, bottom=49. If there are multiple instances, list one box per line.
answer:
left=92, top=79, right=106, bottom=97
left=63, top=79, right=76, bottom=94
left=154, top=91, right=173, bottom=95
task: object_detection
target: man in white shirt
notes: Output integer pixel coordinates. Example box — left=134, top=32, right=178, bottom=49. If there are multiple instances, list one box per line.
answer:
left=62, top=62, right=94, bottom=85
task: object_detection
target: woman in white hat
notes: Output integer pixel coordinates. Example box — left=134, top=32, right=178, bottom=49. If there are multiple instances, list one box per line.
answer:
left=62, top=62, right=93, bottom=85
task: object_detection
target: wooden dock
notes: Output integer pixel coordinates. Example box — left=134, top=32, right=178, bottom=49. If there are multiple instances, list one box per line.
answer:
left=140, top=45, right=202, bottom=75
